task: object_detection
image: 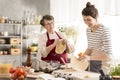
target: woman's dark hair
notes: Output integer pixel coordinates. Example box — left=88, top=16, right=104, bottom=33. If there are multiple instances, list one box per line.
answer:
left=40, top=15, right=54, bottom=26
left=82, top=2, right=98, bottom=19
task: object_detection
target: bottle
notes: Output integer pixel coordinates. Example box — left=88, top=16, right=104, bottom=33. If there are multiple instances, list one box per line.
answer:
left=22, top=11, right=27, bottom=25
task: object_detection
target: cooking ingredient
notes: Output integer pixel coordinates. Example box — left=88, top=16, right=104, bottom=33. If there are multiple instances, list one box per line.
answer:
left=70, top=56, right=89, bottom=71
left=17, top=75, right=25, bottom=80
left=78, top=52, right=84, bottom=57
left=9, top=67, right=16, bottom=73
left=9, top=67, right=27, bottom=80
left=55, top=39, right=66, bottom=54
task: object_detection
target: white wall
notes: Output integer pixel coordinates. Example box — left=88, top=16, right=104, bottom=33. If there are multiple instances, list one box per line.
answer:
left=0, top=0, right=50, bottom=19
left=50, top=0, right=120, bottom=59
left=99, top=16, right=120, bottom=59
left=50, top=0, right=108, bottom=24
left=50, top=0, right=71, bottom=23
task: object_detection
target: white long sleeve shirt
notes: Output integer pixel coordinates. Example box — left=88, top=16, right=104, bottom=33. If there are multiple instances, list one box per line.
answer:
left=38, top=31, right=74, bottom=58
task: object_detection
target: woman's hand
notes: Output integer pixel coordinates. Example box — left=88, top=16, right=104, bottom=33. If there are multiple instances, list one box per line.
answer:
left=53, top=39, right=59, bottom=46
left=61, top=39, right=67, bottom=45
left=84, top=48, right=92, bottom=55
left=78, top=55, right=86, bottom=61
left=78, top=54, right=90, bottom=61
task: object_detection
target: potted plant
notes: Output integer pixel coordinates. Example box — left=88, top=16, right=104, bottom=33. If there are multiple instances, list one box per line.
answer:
left=109, top=64, right=120, bottom=79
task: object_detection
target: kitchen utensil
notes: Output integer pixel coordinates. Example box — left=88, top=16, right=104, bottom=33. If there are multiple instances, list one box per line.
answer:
left=41, top=60, right=60, bottom=73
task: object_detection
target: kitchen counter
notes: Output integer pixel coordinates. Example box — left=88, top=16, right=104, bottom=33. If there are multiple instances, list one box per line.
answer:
left=0, top=72, right=43, bottom=80
left=52, top=68, right=100, bottom=80
left=27, top=68, right=100, bottom=80
left=26, top=72, right=44, bottom=80
left=0, top=69, right=100, bottom=80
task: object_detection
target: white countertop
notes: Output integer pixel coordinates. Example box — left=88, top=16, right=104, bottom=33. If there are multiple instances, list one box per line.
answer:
left=52, top=68, right=100, bottom=80
left=26, top=68, right=100, bottom=80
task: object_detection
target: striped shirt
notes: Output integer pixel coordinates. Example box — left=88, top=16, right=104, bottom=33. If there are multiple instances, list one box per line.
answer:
left=87, top=24, right=112, bottom=55
left=87, top=24, right=112, bottom=74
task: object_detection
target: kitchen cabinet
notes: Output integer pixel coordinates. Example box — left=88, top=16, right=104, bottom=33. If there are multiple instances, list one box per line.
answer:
left=0, top=22, right=22, bottom=67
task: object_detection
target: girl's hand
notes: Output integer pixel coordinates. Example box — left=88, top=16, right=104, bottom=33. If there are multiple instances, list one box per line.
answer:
left=78, top=55, right=86, bottom=61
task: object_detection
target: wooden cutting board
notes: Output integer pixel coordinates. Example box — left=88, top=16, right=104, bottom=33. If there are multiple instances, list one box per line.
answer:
left=27, top=72, right=44, bottom=78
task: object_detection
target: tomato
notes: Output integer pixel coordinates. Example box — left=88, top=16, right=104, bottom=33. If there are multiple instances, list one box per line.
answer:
left=23, top=71, right=27, bottom=76
left=15, top=68, right=24, bottom=77
left=9, top=67, right=16, bottom=73
left=11, top=72, right=17, bottom=80
left=17, top=75, right=25, bottom=80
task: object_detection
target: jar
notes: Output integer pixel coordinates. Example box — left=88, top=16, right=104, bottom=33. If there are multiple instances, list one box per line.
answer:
left=3, top=31, right=8, bottom=36
left=0, top=59, right=15, bottom=75
left=1, top=17, right=5, bottom=23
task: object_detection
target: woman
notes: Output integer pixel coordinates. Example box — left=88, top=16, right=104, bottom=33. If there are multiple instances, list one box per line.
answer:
left=38, top=15, right=74, bottom=64
left=78, top=2, right=112, bottom=74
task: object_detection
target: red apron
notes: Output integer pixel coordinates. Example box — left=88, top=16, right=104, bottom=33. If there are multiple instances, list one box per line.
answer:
left=42, top=32, right=67, bottom=64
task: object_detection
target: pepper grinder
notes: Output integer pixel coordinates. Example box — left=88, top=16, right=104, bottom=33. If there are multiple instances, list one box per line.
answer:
left=26, top=47, right=31, bottom=67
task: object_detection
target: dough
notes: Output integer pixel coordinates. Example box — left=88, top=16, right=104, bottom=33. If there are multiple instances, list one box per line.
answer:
left=70, top=56, right=89, bottom=71
left=55, top=39, right=66, bottom=54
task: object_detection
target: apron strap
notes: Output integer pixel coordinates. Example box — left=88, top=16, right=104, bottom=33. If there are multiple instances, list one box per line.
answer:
left=46, top=32, right=50, bottom=40
left=46, top=31, right=62, bottom=40
left=55, top=31, right=62, bottom=39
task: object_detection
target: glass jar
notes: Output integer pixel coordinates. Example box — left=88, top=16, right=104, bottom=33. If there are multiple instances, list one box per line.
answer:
left=0, top=59, right=15, bottom=75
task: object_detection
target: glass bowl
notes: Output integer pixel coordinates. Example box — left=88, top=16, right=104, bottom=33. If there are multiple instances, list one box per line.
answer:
left=40, top=60, right=60, bottom=73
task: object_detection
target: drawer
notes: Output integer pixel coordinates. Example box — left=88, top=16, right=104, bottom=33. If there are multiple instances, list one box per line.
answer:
left=10, top=38, right=20, bottom=44
left=10, top=48, right=21, bottom=55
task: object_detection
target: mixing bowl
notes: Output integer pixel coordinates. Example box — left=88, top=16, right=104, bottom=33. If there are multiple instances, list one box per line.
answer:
left=40, top=60, right=60, bottom=73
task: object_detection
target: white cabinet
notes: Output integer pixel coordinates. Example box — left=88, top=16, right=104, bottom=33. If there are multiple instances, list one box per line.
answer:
left=0, top=23, right=22, bottom=67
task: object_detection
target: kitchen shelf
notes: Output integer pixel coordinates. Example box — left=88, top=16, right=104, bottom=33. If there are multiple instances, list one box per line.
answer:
left=0, top=36, right=21, bottom=38
left=22, top=25, right=42, bottom=65
left=0, top=44, right=21, bottom=46
left=0, top=23, right=21, bottom=25
left=22, top=25, right=42, bottom=54
left=0, top=22, right=22, bottom=67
